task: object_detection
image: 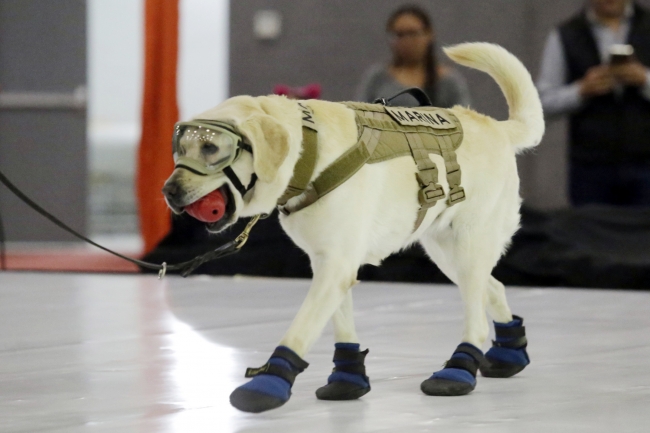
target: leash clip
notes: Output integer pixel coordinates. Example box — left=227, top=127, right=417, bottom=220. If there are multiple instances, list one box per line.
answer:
left=235, top=214, right=261, bottom=249
left=158, top=262, right=168, bottom=280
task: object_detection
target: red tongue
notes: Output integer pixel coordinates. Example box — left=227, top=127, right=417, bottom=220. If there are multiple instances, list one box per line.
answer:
left=185, top=189, right=227, bottom=223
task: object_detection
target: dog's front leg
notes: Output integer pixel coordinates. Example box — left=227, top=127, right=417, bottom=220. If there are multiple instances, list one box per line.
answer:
left=331, top=290, right=359, bottom=344
left=279, top=256, right=358, bottom=355
left=314, top=290, right=372, bottom=401
left=229, top=255, right=359, bottom=413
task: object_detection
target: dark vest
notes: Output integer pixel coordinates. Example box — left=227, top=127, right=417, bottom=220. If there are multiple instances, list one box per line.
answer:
left=559, top=4, right=650, bottom=162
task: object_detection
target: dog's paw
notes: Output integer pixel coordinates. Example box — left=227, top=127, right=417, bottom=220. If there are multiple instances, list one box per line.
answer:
left=229, top=346, right=308, bottom=413
left=315, top=343, right=371, bottom=401
left=420, top=343, right=484, bottom=397
left=479, top=315, right=530, bottom=378
left=316, top=381, right=371, bottom=401
left=420, top=376, right=475, bottom=396
left=479, top=353, right=528, bottom=378
left=230, top=383, right=289, bottom=413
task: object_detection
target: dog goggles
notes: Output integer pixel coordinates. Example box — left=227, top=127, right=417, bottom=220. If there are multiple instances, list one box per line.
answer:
left=172, top=120, right=253, bottom=175
left=172, top=119, right=258, bottom=198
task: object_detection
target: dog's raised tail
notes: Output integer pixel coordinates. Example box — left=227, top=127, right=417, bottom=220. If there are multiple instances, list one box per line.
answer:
left=444, top=42, right=544, bottom=152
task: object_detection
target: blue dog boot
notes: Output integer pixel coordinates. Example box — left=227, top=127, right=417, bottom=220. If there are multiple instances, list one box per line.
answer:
left=229, top=346, right=308, bottom=413
left=316, top=343, right=371, bottom=401
left=420, top=343, right=484, bottom=396
left=480, top=315, right=530, bottom=378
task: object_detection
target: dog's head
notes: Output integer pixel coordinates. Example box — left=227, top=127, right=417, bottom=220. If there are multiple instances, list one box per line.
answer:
left=162, top=97, right=291, bottom=233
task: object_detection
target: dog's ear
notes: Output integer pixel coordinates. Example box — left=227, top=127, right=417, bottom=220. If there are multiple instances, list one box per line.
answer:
left=238, top=114, right=290, bottom=183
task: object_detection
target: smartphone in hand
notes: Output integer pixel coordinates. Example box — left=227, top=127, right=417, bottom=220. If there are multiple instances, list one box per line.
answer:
left=609, top=44, right=634, bottom=65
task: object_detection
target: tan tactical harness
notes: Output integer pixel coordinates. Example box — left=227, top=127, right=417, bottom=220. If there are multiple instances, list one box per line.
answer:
left=277, top=101, right=465, bottom=231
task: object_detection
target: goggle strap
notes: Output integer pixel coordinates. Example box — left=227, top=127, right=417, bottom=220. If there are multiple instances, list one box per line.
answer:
left=223, top=166, right=259, bottom=200
left=239, top=142, right=253, bottom=154
left=223, top=166, right=246, bottom=196
left=175, top=163, right=207, bottom=177
left=245, top=173, right=259, bottom=200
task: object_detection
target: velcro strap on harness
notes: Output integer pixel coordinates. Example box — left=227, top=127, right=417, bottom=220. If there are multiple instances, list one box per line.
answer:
left=405, top=132, right=445, bottom=231
left=277, top=102, right=318, bottom=209
left=438, top=135, right=466, bottom=205
left=280, top=122, right=379, bottom=216
left=313, top=141, right=370, bottom=197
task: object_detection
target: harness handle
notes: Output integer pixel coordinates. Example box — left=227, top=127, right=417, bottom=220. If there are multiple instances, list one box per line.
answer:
left=374, top=87, right=432, bottom=107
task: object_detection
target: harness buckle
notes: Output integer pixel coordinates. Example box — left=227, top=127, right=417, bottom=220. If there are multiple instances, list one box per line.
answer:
left=278, top=205, right=290, bottom=216
left=447, top=186, right=466, bottom=205
left=418, top=183, right=445, bottom=208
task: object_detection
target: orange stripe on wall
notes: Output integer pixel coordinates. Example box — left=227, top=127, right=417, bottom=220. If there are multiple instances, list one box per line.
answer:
left=137, top=0, right=179, bottom=254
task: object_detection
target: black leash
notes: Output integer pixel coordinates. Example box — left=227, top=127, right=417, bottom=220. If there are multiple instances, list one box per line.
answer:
left=0, top=169, right=261, bottom=278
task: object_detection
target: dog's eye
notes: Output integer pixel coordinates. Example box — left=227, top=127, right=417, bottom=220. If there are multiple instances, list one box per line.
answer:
left=202, top=143, right=219, bottom=155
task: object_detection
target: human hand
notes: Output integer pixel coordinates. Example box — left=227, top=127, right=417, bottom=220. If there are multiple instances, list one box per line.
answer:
left=610, top=61, right=648, bottom=87
left=578, top=65, right=614, bottom=97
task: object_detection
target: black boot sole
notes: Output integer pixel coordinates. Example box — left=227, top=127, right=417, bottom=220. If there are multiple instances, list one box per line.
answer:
left=316, top=382, right=371, bottom=401
left=420, top=378, right=475, bottom=396
left=229, top=388, right=288, bottom=413
left=479, top=360, right=527, bottom=378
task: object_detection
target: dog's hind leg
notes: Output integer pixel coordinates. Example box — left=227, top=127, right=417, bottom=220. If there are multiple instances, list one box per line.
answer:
left=479, top=276, right=530, bottom=378
left=419, top=224, right=497, bottom=396
left=229, top=255, right=360, bottom=412
left=315, top=290, right=371, bottom=401
left=332, top=290, right=359, bottom=344
left=486, top=276, right=513, bottom=323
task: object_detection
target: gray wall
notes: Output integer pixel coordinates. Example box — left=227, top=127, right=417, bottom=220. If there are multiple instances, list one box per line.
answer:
left=0, top=0, right=87, bottom=241
left=230, top=0, right=650, bottom=209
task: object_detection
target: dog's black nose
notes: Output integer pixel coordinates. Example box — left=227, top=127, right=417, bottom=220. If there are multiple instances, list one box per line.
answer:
left=162, top=182, right=180, bottom=202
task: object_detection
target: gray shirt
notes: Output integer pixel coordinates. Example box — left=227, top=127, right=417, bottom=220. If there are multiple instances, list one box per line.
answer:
left=537, top=4, right=650, bottom=118
left=355, top=63, right=471, bottom=108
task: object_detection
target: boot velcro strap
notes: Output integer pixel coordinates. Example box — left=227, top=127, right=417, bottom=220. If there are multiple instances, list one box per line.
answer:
left=245, top=363, right=298, bottom=385
left=271, top=347, right=309, bottom=371
left=444, top=358, right=479, bottom=377
left=333, top=363, right=366, bottom=376
left=333, top=348, right=369, bottom=363
left=453, top=345, right=485, bottom=365
left=495, top=326, right=526, bottom=339
left=492, top=336, right=528, bottom=349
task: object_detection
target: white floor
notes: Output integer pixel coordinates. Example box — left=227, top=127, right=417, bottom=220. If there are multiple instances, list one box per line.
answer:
left=0, top=272, right=649, bottom=433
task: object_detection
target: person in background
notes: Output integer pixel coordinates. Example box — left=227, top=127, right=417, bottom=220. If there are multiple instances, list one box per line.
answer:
left=356, top=4, right=470, bottom=108
left=537, top=0, right=650, bottom=207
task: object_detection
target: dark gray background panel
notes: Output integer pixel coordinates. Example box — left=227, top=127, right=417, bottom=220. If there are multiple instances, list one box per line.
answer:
left=0, top=0, right=87, bottom=241
left=0, top=0, right=86, bottom=92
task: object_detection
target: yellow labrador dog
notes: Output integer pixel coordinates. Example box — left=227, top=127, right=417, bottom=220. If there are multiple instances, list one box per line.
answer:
left=163, top=43, right=544, bottom=413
